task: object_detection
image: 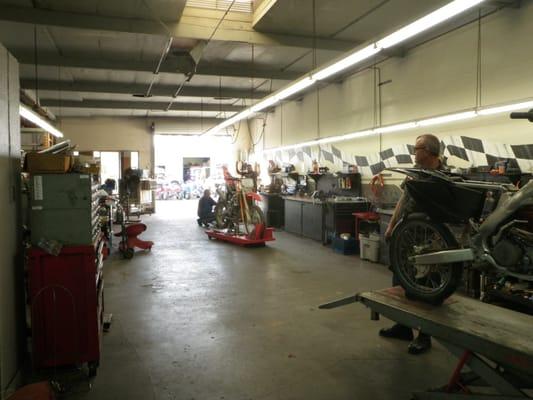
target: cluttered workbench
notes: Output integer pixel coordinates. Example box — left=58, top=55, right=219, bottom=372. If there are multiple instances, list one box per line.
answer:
left=321, top=287, right=533, bottom=399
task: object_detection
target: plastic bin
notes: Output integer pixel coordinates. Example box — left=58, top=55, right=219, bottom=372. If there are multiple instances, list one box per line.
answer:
left=359, top=233, right=380, bottom=262
left=332, top=237, right=358, bottom=255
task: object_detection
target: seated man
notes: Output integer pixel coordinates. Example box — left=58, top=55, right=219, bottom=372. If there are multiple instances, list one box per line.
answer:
left=197, top=189, right=217, bottom=227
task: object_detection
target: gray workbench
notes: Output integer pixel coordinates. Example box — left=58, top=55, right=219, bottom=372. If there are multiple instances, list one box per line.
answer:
left=283, top=196, right=324, bottom=242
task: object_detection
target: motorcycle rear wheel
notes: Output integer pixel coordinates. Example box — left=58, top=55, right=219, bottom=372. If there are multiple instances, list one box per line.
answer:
left=390, top=215, right=463, bottom=305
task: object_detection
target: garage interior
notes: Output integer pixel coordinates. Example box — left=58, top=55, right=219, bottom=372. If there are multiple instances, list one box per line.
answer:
left=1, top=0, right=533, bottom=399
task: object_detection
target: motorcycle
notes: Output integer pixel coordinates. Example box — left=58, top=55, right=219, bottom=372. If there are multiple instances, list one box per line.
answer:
left=388, top=111, right=533, bottom=304
left=214, top=162, right=265, bottom=235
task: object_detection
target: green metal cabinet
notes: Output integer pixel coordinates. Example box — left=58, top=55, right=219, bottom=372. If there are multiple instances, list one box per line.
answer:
left=30, top=174, right=100, bottom=246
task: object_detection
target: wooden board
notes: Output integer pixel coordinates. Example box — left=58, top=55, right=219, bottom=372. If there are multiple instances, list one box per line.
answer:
left=358, top=287, right=533, bottom=376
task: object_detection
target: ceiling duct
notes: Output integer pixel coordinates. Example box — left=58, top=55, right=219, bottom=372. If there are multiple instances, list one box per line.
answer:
left=171, top=41, right=207, bottom=78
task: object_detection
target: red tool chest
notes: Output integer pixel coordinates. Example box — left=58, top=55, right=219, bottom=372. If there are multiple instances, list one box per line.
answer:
left=28, top=243, right=105, bottom=376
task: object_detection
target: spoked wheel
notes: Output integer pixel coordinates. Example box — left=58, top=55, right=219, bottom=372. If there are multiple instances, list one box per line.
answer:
left=214, top=202, right=230, bottom=229
left=241, top=204, right=265, bottom=235
left=390, top=216, right=463, bottom=305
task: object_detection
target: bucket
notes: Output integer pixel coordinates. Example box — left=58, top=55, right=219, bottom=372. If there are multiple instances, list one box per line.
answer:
left=359, top=233, right=380, bottom=262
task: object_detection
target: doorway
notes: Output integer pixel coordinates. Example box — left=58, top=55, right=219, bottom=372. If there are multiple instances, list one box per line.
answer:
left=154, top=134, right=233, bottom=199
left=183, top=157, right=210, bottom=183
left=99, top=151, right=120, bottom=190
left=95, top=151, right=140, bottom=193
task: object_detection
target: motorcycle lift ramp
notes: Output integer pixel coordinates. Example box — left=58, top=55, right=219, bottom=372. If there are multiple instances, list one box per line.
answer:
left=205, top=224, right=275, bottom=247
left=319, top=287, right=533, bottom=399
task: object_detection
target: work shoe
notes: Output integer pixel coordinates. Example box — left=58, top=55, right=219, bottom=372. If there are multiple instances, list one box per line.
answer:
left=379, top=324, right=414, bottom=341
left=408, top=333, right=432, bottom=355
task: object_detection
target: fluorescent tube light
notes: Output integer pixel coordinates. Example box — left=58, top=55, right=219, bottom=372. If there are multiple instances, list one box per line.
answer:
left=207, top=0, right=488, bottom=136
left=274, top=77, right=315, bottom=101
left=316, top=136, right=346, bottom=144
left=374, top=122, right=418, bottom=134
left=205, top=110, right=252, bottom=135
left=377, top=0, right=485, bottom=49
left=278, top=140, right=319, bottom=151
left=230, top=109, right=254, bottom=122
left=418, top=110, right=477, bottom=126
left=478, top=100, right=533, bottom=115
left=342, top=130, right=375, bottom=140
left=251, top=96, right=279, bottom=113
left=312, top=45, right=382, bottom=81
left=19, top=104, right=64, bottom=138
left=262, top=96, right=533, bottom=153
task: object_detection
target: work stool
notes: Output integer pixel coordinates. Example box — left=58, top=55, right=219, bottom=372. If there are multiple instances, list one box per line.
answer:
left=353, top=212, right=380, bottom=239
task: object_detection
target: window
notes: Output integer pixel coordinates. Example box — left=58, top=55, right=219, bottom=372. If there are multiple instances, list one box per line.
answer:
left=131, top=152, right=139, bottom=169
left=186, top=0, right=252, bottom=13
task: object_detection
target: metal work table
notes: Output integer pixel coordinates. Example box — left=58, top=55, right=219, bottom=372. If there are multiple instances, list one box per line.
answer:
left=321, top=287, right=533, bottom=399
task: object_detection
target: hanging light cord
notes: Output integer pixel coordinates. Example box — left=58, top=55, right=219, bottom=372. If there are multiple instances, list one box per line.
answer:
left=34, top=25, right=39, bottom=105
left=475, top=10, right=483, bottom=108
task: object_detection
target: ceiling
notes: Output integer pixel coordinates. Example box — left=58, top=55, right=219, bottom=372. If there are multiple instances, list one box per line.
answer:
left=0, top=0, right=502, bottom=124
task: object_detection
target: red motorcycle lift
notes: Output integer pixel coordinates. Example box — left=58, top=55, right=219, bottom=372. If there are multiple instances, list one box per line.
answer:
left=115, top=222, right=154, bottom=258
left=205, top=224, right=275, bottom=247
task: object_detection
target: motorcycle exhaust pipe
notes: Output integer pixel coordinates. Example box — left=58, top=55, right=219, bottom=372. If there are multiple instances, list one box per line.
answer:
left=410, top=248, right=474, bottom=266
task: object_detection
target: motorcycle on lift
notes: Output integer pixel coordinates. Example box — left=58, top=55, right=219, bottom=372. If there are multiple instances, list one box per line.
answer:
left=214, top=162, right=265, bottom=235
left=388, top=110, right=533, bottom=304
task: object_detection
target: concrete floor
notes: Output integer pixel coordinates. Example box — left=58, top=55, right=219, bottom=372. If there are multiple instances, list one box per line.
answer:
left=69, top=200, right=456, bottom=400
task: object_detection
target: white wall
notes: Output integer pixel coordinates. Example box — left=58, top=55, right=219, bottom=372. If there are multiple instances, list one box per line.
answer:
left=0, top=43, right=22, bottom=397
left=246, top=4, right=533, bottom=167
left=59, top=117, right=223, bottom=174
left=59, top=117, right=154, bottom=171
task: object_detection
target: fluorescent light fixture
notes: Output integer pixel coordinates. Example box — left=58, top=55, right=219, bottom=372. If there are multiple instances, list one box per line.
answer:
left=374, top=121, right=418, bottom=134
left=204, top=110, right=251, bottom=135
left=207, top=0, right=487, bottom=136
left=477, top=100, right=533, bottom=115
left=274, top=77, right=315, bottom=101
left=342, top=130, right=376, bottom=140
left=377, top=0, right=485, bottom=49
left=262, top=96, right=533, bottom=153
left=19, top=104, right=64, bottom=138
left=228, top=109, right=254, bottom=123
left=313, top=45, right=382, bottom=81
left=278, top=140, right=319, bottom=151
left=251, top=96, right=279, bottom=113
left=418, top=110, right=477, bottom=126
left=316, top=136, right=346, bottom=144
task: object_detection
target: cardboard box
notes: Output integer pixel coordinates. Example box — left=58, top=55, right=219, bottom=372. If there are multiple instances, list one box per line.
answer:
left=26, top=153, right=73, bottom=174
left=77, top=164, right=100, bottom=175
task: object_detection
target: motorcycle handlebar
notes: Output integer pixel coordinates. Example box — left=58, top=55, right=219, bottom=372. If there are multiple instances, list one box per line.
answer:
left=510, top=109, right=533, bottom=121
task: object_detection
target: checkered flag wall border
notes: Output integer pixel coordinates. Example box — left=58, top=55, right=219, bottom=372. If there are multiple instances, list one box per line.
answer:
left=264, top=136, right=533, bottom=177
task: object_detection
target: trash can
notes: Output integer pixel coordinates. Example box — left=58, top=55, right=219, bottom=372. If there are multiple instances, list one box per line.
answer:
left=359, top=233, right=380, bottom=262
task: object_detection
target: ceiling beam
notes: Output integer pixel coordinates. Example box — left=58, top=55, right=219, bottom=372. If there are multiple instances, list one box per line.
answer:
left=16, top=53, right=300, bottom=81
left=0, top=4, right=356, bottom=52
left=20, top=79, right=269, bottom=99
left=252, top=0, right=279, bottom=27
left=39, top=99, right=245, bottom=112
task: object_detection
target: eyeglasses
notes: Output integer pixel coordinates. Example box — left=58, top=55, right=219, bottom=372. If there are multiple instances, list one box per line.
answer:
left=414, top=146, right=427, bottom=151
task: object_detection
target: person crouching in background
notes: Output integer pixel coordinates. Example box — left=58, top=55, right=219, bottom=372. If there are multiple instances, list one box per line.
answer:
left=197, top=189, right=217, bottom=227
